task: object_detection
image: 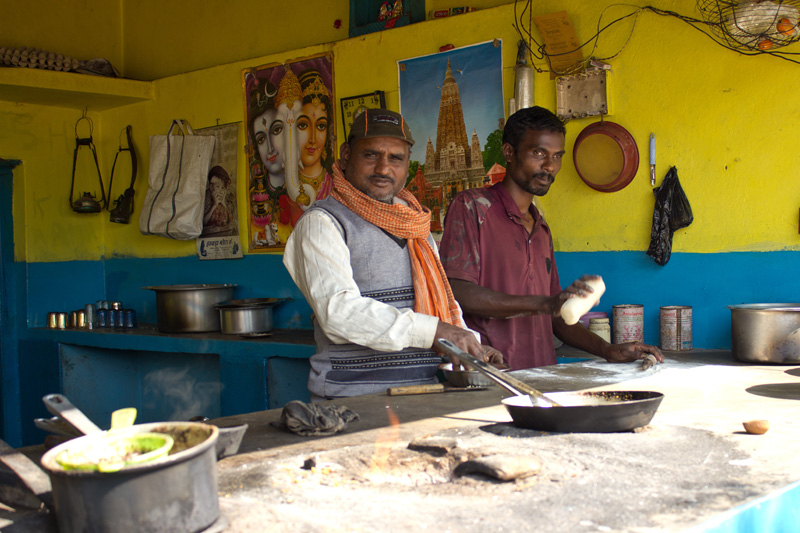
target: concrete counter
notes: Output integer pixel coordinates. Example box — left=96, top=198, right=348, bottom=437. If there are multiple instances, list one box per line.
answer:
left=4, top=349, right=798, bottom=531
left=211, top=349, right=800, bottom=532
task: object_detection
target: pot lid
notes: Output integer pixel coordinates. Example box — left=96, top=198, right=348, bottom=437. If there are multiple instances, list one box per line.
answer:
left=142, top=284, right=237, bottom=291
left=573, top=120, right=639, bottom=192
left=728, top=303, right=800, bottom=312
left=215, top=298, right=289, bottom=309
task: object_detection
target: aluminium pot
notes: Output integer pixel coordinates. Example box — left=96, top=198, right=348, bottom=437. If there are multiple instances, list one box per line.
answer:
left=729, top=303, right=800, bottom=364
left=40, top=421, right=220, bottom=533
left=215, top=298, right=287, bottom=334
left=143, top=284, right=236, bottom=333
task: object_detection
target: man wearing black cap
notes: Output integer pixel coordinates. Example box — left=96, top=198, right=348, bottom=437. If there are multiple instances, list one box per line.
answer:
left=284, top=109, right=501, bottom=400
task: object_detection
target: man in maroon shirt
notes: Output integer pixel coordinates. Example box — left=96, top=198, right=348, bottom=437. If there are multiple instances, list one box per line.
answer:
left=439, top=106, right=663, bottom=370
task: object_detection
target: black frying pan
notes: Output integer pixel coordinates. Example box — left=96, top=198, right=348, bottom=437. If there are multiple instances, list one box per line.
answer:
left=436, top=339, right=664, bottom=433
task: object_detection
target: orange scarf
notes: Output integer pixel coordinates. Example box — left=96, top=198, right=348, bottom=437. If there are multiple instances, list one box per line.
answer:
left=330, top=162, right=461, bottom=327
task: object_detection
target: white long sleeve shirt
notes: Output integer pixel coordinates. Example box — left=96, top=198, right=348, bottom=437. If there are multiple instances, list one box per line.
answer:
left=283, top=208, right=476, bottom=352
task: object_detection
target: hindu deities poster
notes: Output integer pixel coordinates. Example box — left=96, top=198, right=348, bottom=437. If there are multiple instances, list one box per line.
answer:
left=397, top=41, right=504, bottom=233
left=242, top=53, right=335, bottom=251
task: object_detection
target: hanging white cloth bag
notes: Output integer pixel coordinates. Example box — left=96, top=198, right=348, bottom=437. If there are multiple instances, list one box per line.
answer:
left=139, top=120, right=216, bottom=240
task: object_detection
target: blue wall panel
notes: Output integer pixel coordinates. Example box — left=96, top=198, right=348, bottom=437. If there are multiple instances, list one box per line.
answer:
left=26, top=254, right=313, bottom=329
left=555, top=250, right=800, bottom=349
left=23, top=249, right=800, bottom=350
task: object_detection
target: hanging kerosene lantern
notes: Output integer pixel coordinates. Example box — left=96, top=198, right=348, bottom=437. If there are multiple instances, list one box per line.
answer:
left=69, top=114, right=106, bottom=213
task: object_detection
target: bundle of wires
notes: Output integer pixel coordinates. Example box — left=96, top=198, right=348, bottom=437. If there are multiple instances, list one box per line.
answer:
left=512, top=0, right=800, bottom=72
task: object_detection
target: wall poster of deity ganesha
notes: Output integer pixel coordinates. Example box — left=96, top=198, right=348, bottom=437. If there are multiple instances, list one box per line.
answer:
left=241, top=53, right=335, bottom=251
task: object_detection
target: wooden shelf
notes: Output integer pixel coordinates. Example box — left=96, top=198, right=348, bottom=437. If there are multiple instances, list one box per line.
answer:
left=0, top=66, right=153, bottom=110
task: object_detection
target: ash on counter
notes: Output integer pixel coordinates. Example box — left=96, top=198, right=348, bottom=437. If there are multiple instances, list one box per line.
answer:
left=219, top=423, right=765, bottom=532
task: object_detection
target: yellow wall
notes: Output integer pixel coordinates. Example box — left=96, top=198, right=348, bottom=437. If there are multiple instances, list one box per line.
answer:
left=0, top=0, right=123, bottom=72
left=3, top=1, right=800, bottom=263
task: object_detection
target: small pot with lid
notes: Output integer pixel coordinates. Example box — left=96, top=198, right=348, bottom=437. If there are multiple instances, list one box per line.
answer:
left=216, top=298, right=289, bottom=334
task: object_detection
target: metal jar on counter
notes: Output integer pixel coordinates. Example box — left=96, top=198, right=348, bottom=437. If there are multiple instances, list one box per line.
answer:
left=143, top=284, right=237, bottom=333
left=729, top=303, right=800, bottom=364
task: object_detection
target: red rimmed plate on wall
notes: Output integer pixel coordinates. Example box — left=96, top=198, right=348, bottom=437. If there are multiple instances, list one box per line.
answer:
left=573, top=120, right=639, bottom=192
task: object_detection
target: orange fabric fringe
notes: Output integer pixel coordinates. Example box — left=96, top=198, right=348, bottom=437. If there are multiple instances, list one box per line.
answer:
left=330, top=163, right=460, bottom=327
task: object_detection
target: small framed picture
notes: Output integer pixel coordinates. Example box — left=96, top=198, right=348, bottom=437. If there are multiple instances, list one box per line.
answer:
left=340, top=91, right=386, bottom=140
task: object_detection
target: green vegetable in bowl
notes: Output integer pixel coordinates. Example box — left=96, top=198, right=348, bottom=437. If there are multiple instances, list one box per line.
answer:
left=55, top=432, right=174, bottom=473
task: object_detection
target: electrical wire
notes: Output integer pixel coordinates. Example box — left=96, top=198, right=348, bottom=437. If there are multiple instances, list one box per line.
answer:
left=511, top=0, right=800, bottom=73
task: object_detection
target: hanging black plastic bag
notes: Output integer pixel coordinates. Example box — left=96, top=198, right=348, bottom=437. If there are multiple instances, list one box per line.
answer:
left=646, top=166, right=693, bottom=266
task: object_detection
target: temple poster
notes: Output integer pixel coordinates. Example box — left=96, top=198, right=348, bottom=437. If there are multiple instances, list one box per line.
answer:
left=241, top=53, right=335, bottom=252
left=397, top=41, right=505, bottom=233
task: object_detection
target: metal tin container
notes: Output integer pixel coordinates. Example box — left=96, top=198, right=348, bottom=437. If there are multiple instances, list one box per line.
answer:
left=612, top=304, right=644, bottom=343
left=108, top=309, right=118, bottom=328
left=96, top=309, right=108, bottom=328
left=123, top=309, right=137, bottom=328
left=729, top=303, right=800, bottom=364
left=660, top=306, right=692, bottom=351
left=85, top=304, right=96, bottom=329
left=75, top=310, right=87, bottom=329
left=144, top=284, right=237, bottom=333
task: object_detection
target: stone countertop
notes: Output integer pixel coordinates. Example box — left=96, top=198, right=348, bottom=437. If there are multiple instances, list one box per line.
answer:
left=211, top=349, right=800, bottom=532
left=5, top=349, right=799, bottom=532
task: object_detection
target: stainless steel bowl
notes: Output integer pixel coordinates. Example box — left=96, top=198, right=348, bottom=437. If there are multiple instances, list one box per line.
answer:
left=729, top=303, right=800, bottom=364
left=438, top=362, right=509, bottom=388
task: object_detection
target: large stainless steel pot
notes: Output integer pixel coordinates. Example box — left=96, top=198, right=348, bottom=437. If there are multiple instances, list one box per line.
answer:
left=215, top=298, right=287, bottom=334
left=729, top=303, right=800, bottom=364
left=143, top=284, right=236, bottom=333
left=40, top=421, right=220, bottom=533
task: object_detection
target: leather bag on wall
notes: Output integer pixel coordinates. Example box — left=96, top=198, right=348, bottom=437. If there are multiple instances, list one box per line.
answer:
left=139, top=120, right=216, bottom=240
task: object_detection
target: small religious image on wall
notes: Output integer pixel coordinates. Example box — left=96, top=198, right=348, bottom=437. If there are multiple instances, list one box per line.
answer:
left=398, top=41, right=505, bottom=233
left=241, top=53, right=335, bottom=251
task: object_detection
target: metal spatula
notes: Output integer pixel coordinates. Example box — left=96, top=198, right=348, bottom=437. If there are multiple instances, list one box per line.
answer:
left=435, top=338, right=562, bottom=408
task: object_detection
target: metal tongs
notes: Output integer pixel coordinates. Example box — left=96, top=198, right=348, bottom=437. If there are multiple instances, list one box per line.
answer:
left=435, top=338, right=562, bottom=408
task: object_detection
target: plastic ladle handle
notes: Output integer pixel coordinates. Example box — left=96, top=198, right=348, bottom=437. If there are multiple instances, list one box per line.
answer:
left=111, top=407, right=137, bottom=430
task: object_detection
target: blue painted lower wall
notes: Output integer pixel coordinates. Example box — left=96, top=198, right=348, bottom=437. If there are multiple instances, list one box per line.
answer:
left=8, top=249, right=799, bottom=446
left=22, top=249, right=800, bottom=346
left=555, top=250, right=800, bottom=349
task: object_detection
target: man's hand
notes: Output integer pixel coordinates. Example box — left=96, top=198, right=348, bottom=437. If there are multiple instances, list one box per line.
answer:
left=603, top=341, right=665, bottom=364
left=433, top=321, right=504, bottom=368
left=552, top=275, right=603, bottom=316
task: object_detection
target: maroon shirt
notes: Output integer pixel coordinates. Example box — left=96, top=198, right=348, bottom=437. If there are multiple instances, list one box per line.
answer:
left=440, top=183, right=561, bottom=369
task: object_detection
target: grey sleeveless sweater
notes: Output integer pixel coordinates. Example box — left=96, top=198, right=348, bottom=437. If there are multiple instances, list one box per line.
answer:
left=306, top=197, right=441, bottom=398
